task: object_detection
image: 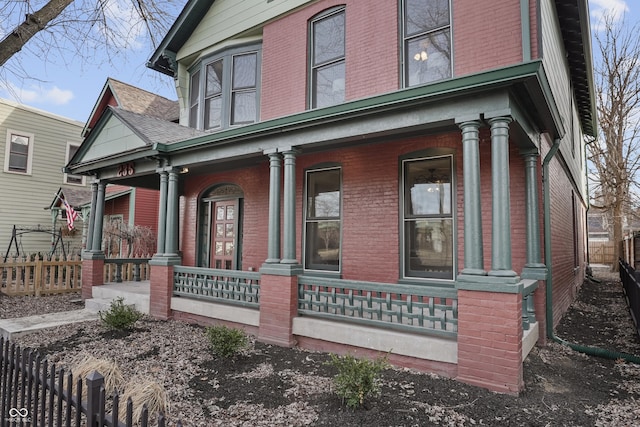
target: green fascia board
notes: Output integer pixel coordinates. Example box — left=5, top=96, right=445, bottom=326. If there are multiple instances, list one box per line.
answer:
left=156, top=61, right=558, bottom=154
left=575, top=0, right=597, bottom=137
left=147, top=0, right=217, bottom=75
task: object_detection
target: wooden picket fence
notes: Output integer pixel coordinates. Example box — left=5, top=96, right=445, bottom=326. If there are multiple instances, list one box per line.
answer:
left=588, top=241, right=616, bottom=265
left=0, top=255, right=153, bottom=296
left=0, top=255, right=81, bottom=297
left=0, top=338, right=179, bottom=426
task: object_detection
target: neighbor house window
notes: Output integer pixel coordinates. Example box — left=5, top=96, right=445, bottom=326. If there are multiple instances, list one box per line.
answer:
left=189, top=45, right=260, bottom=130
left=304, top=167, right=342, bottom=271
left=64, top=142, right=84, bottom=185
left=310, top=7, right=346, bottom=109
left=402, top=0, right=452, bottom=87
left=402, top=154, right=454, bottom=280
left=4, top=130, right=34, bottom=174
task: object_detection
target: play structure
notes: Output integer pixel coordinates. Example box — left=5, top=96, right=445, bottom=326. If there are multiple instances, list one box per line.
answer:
left=3, top=225, right=67, bottom=262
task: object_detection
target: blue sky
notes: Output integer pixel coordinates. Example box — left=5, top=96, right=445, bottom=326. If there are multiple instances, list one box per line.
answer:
left=0, top=0, right=637, bottom=124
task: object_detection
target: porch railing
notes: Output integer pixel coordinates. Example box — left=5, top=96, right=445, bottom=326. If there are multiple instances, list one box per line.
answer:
left=297, top=276, right=458, bottom=338
left=522, top=279, right=538, bottom=330
left=104, top=256, right=151, bottom=283
left=173, top=266, right=260, bottom=308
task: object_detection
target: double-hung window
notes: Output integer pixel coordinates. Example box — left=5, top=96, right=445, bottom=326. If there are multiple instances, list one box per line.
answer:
left=189, top=45, right=260, bottom=130
left=310, top=7, right=346, bottom=109
left=304, top=167, right=342, bottom=271
left=4, top=130, right=34, bottom=174
left=64, top=142, right=84, bottom=185
left=402, top=0, right=452, bottom=87
left=402, top=154, right=454, bottom=280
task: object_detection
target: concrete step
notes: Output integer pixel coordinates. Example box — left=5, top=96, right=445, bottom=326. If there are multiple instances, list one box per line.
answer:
left=0, top=310, right=98, bottom=340
left=84, top=298, right=114, bottom=313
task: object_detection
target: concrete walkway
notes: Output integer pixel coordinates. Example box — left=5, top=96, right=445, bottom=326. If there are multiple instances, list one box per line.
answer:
left=0, top=309, right=99, bottom=340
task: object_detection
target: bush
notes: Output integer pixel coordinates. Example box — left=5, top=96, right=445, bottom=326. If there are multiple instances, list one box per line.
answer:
left=205, top=325, right=249, bottom=358
left=99, top=297, right=143, bottom=330
left=327, top=353, right=389, bottom=408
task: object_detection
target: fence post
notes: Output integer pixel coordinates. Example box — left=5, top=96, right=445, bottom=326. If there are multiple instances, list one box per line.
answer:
left=35, top=259, right=43, bottom=296
left=85, top=371, right=104, bottom=426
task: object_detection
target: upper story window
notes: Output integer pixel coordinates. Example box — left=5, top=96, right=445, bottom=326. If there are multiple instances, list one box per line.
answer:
left=402, top=0, right=452, bottom=87
left=401, top=153, right=454, bottom=280
left=64, top=142, right=84, bottom=185
left=304, top=166, right=342, bottom=272
left=4, top=130, right=34, bottom=175
left=309, top=7, right=346, bottom=109
left=189, top=45, right=261, bottom=130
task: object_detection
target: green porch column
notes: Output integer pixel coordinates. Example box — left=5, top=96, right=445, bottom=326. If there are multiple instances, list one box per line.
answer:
left=488, top=117, right=517, bottom=279
left=265, top=150, right=282, bottom=264
left=459, top=120, right=486, bottom=276
left=522, top=150, right=546, bottom=274
left=165, top=168, right=180, bottom=257
left=281, top=148, right=300, bottom=265
left=91, top=181, right=106, bottom=254
left=156, top=170, right=168, bottom=256
left=85, top=181, right=98, bottom=252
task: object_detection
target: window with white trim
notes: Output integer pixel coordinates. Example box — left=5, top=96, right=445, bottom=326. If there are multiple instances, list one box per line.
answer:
left=304, top=167, right=342, bottom=271
left=309, top=7, right=346, bottom=109
left=64, top=142, right=84, bottom=185
left=402, top=0, right=452, bottom=87
left=4, top=130, right=34, bottom=174
left=402, top=154, right=455, bottom=280
left=188, top=45, right=260, bottom=130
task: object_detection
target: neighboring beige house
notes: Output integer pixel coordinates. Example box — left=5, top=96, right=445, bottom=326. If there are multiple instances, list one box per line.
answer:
left=0, top=99, right=85, bottom=257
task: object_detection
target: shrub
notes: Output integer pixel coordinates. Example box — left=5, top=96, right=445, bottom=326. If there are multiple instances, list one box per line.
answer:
left=205, top=325, right=249, bottom=358
left=99, top=297, right=143, bottom=330
left=327, top=353, right=389, bottom=408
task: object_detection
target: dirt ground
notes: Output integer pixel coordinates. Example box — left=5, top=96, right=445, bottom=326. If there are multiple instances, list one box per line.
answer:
left=3, top=267, right=640, bottom=426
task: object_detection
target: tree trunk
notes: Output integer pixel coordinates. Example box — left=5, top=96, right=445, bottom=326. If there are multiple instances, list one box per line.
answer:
left=612, top=202, right=623, bottom=272
left=0, top=0, right=75, bottom=67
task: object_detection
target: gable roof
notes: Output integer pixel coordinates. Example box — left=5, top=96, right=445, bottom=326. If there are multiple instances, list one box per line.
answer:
left=147, top=0, right=216, bottom=75
left=48, top=187, right=93, bottom=210
left=83, top=78, right=179, bottom=137
left=109, top=107, right=206, bottom=145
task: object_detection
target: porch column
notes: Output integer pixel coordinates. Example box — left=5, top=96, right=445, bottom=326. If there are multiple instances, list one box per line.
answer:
left=91, top=181, right=106, bottom=253
left=258, top=147, right=301, bottom=348
left=488, top=117, right=517, bottom=279
left=165, top=168, right=180, bottom=257
left=265, top=150, right=281, bottom=263
left=85, top=181, right=98, bottom=252
left=458, top=120, right=485, bottom=276
left=156, top=169, right=168, bottom=255
left=81, top=180, right=105, bottom=300
left=281, top=148, right=300, bottom=265
left=521, top=150, right=546, bottom=276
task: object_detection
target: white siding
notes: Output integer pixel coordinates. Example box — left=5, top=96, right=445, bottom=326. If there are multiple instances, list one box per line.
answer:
left=0, top=100, right=84, bottom=256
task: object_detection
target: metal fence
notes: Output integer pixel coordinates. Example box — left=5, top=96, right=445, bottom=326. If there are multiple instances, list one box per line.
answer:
left=618, top=259, right=640, bottom=339
left=0, top=338, right=179, bottom=427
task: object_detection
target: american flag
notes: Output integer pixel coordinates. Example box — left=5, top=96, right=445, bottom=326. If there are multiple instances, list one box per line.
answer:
left=62, top=198, right=78, bottom=230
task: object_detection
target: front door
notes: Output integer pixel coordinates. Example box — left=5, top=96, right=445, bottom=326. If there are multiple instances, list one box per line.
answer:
left=211, top=200, right=238, bottom=269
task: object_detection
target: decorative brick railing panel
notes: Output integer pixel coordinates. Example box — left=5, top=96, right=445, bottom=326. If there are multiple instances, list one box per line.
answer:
left=298, top=276, right=458, bottom=337
left=173, top=266, right=260, bottom=308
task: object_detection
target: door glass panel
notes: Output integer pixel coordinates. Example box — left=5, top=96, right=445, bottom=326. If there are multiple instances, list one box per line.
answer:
left=215, top=242, right=223, bottom=255
left=216, top=224, right=224, bottom=237
left=225, top=242, right=234, bottom=255
left=217, top=206, right=225, bottom=220
left=225, top=223, right=234, bottom=237
left=226, top=206, right=234, bottom=220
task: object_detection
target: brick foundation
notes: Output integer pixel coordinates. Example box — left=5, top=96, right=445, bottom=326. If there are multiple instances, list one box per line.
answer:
left=81, top=257, right=104, bottom=300
left=258, top=273, right=298, bottom=347
left=149, top=264, right=174, bottom=320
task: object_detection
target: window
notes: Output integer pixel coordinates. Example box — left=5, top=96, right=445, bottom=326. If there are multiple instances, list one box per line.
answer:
left=402, top=155, right=454, bottom=280
left=402, top=0, right=452, bottom=87
left=4, top=130, right=34, bottom=174
left=64, top=142, right=84, bottom=185
left=310, top=8, right=346, bottom=109
left=189, top=45, right=260, bottom=130
left=304, top=167, right=342, bottom=271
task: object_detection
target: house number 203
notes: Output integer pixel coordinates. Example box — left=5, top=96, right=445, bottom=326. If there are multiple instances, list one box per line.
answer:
left=117, top=162, right=135, bottom=177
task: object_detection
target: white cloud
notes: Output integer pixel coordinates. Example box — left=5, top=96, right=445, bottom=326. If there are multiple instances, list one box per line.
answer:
left=0, top=81, right=74, bottom=106
left=590, top=0, right=630, bottom=30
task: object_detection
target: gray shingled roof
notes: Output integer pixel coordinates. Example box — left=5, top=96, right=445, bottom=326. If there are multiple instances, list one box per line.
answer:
left=108, top=78, right=179, bottom=122
left=109, top=106, right=207, bottom=145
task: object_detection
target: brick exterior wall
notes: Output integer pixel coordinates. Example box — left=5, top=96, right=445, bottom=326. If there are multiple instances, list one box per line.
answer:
left=149, top=264, right=174, bottom=320
left=81, top=258, right=104, bottom=300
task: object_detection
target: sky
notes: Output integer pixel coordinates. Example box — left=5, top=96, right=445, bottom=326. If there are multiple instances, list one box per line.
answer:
left=0, top=0, right=638, bottom=124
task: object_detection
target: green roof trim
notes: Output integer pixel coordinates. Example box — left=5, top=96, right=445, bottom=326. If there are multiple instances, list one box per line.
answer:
left=155, top=61, right=553, bottom=153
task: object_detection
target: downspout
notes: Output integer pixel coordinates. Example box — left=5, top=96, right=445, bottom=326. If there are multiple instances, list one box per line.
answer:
left=543, top=138, right=640, bottom=363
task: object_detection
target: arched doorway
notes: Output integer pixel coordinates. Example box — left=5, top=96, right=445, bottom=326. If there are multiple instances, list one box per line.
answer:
left=198, top=184, right=243, bottom=269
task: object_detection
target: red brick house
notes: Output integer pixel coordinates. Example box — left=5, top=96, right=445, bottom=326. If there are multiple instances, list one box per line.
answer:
left=67, top=0, right=596, bottom=394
